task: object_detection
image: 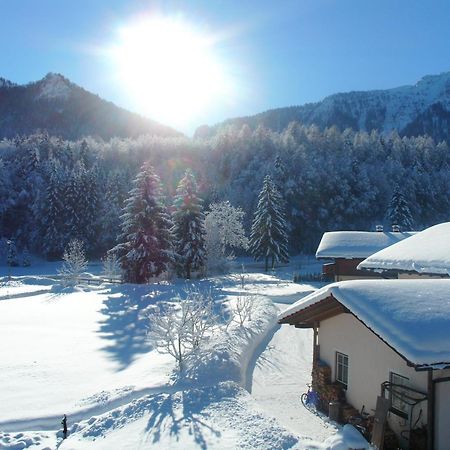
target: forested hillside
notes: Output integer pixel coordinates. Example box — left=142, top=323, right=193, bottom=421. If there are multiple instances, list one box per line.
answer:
left=1, top=123, right=449, bottom=257
left=0, top=73, right=181, bottom=140
left=198, top=72, right=450, bottom=143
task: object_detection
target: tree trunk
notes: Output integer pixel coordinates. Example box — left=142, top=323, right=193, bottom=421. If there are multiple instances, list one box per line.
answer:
left=271, top=255, right=275, bottom=269
left=178, top=336, right=183, bottom=371
left=265, top=256, right=268, bottom=272
left=186, top=263, right=191, bottom=279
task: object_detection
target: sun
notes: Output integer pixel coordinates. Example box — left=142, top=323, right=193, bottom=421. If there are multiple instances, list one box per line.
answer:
left=110, top=15, right=232, bottom=129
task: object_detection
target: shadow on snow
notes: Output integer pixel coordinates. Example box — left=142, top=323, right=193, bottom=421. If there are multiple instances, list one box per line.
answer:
left=97, top=279, right=227, bottom=371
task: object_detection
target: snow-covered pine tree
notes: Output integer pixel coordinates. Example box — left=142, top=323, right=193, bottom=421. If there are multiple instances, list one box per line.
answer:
left=386, top=186, right=414, bottom=230
left=249, top=175, right=289, bottom=271
left=113, top=162, right=173, bottom=283
left=7, top=240, right=19, bottom=267
left=41, top=161, right=66, bottom=259
left=97, top=171, right=124, bottom=252
left=22, top=247, right=31, bottom=267
left=172, top=169, right=206, bottom=279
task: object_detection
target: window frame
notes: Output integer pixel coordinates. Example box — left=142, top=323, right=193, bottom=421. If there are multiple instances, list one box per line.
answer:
left=389, top=372, right=410, bottom=419
left=335, top=351, right=349, bottom=389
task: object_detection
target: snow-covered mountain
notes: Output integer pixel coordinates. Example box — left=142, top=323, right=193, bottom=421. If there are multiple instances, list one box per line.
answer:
left=199, top=71, right=450, bottom=142
left=0, top=73, right=181, bottom=140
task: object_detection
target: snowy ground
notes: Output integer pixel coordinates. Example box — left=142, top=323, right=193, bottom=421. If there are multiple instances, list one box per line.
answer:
left=0, top=256, right=370, bottom=449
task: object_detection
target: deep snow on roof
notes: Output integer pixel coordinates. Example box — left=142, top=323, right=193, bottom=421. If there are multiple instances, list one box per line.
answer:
left=315, top=231, right=414, bottom=259
left=358, top=222, right=450, bottom=275
left=278, top=279, right=450, bottom=367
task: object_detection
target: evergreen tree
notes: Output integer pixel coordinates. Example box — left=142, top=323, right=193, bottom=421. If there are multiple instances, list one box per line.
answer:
left=172, top=169, right=206, bottom=279
left=7, top=240, right=19, bottom=267
left=97, top=171, right=125, bottom=252
left=113, top=162, right=173, bottom=283
left=386, top=186, right=414, bottom=230
left=249, top=175, right=289, bottom=271
left=22, top=247, right=31, bottom=267
left=41, top=162, right=66, bottom=259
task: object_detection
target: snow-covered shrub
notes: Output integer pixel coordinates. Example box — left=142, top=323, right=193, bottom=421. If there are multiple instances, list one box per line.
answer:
left=102, top=252, right=121, bottom=282
left=148, top=289, right=218, bottom=371
left=58, top=239, right=88, bottom=286
left=230, top=293, right=256, bottom=327
left=205, top=201, right=248, bottom=274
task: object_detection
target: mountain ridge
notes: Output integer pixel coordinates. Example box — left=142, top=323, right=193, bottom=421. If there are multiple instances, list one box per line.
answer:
left=197, top=71, right=450, bottom=142
left=0, top=73, right=182, bottom=140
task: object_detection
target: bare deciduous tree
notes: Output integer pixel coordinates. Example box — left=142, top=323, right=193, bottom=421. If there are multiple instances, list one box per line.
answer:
left=148, top=289, right=218, bottom=371
left=58, top=239, right=88, bottom=286
left=102, top=252, right=121, bottom=282
left=229, top=293, right=256, bottom=327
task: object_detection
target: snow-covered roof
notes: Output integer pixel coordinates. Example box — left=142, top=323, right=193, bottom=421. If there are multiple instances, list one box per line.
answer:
left=358, top=222, right=450, bottom=276
left=278, top=279, right=450, bottom=368
left=315, top=231, right=415, bottom=259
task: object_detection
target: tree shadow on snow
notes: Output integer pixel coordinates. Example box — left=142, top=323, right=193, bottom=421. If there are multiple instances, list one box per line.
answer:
left=98, top=280, right=227, bottom=371
left=145, top=386, right=224, bottom=449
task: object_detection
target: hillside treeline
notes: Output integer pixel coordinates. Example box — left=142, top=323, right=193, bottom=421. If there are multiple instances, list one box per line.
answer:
left=0, top=123, right=449, bottom=257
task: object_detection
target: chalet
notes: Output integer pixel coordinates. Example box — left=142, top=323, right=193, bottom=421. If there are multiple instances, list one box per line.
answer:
left=278, top=279, right=450, bottom=450
left=358, top=222, right=450, bottom=279
left=316, top=228, right=415, bottom=281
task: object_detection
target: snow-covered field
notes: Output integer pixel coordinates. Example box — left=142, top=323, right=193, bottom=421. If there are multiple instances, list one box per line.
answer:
left=0, top=257, right=370, bottom=449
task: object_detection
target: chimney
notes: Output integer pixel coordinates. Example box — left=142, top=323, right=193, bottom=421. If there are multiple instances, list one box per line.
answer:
left=375, top=225, right=384, bottom=232
left=392, top=224, right=400, bottom=232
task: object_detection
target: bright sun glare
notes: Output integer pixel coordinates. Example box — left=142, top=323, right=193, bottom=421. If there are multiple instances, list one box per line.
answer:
left=110, top=16, right=232, bottom=128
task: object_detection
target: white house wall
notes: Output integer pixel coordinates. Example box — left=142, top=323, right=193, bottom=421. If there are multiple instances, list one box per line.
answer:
left=318, top=313, right=429, bottom=445
left=435, top=380, right=450, bottom=449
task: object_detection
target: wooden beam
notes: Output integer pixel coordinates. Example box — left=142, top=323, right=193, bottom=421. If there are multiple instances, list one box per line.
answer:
left=313, top=321, right=320, bottom=368
left=428, top=370, right=434, bottom=450
left=303, top=304, right=346, bottom=323
left=283, top=297, right=338, bottom=323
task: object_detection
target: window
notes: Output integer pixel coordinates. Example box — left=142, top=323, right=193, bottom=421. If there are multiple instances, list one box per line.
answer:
left=336, top=352, right=349, bottom=388
left=389, top=372, right=410, bottom=419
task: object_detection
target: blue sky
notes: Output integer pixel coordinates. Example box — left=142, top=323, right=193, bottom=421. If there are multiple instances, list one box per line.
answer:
left=1, top=0, right=450, bottom=134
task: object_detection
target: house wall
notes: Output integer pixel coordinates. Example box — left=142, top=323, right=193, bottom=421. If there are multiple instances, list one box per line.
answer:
left=335, top=274, right=385, bottom=282
left=318, top=313, right=429, bottom=447
left=435, top=377, right=450, bottom=450
left=398, top=272, right=449, bottom=280
left=333, top=259, right=386, bottom=282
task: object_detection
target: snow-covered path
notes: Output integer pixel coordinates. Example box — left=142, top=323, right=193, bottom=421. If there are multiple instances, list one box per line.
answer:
left=250, top=296, right=337, bottom=441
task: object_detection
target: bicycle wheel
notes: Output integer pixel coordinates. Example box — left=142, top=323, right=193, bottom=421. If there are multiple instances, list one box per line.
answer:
left=300, top=393, right=309, bottom=407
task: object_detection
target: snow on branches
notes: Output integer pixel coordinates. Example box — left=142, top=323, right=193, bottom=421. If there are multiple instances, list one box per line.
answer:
left=148, top=289, right=218, bottom=371
left=113, top=162, right=174, bottom=283
left=205, top=201, right=248, bottom=273
left=172, top=170, right=206, bottom=279
left=386, top=185, right=414, bottom=230
left=58, top=239, right=88, bottom=286
left=249, top=175, right=289, bottom=271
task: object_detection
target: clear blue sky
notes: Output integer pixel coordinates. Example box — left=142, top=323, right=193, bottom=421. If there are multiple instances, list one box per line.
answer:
left=1, top=0, right=450, bottom=134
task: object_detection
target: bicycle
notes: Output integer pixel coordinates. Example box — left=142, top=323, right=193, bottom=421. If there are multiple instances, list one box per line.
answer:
left=301, top=384, right=320, bottom=411
left=348, top=405, right=372, bottom=440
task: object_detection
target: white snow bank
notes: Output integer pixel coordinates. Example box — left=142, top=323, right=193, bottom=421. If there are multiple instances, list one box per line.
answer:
left=60, top=382, right=301, bottom=450
left=180, top=294, right=278, bottom=388
left=322, top=424, right=370, bottom=450
left=279, top=279, right=450, bottom=367
left=0, top=430, right=56, bottom=450
left=316, top=231, right=414, bottom=259
left=358, top=222, right=450, bottom=275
